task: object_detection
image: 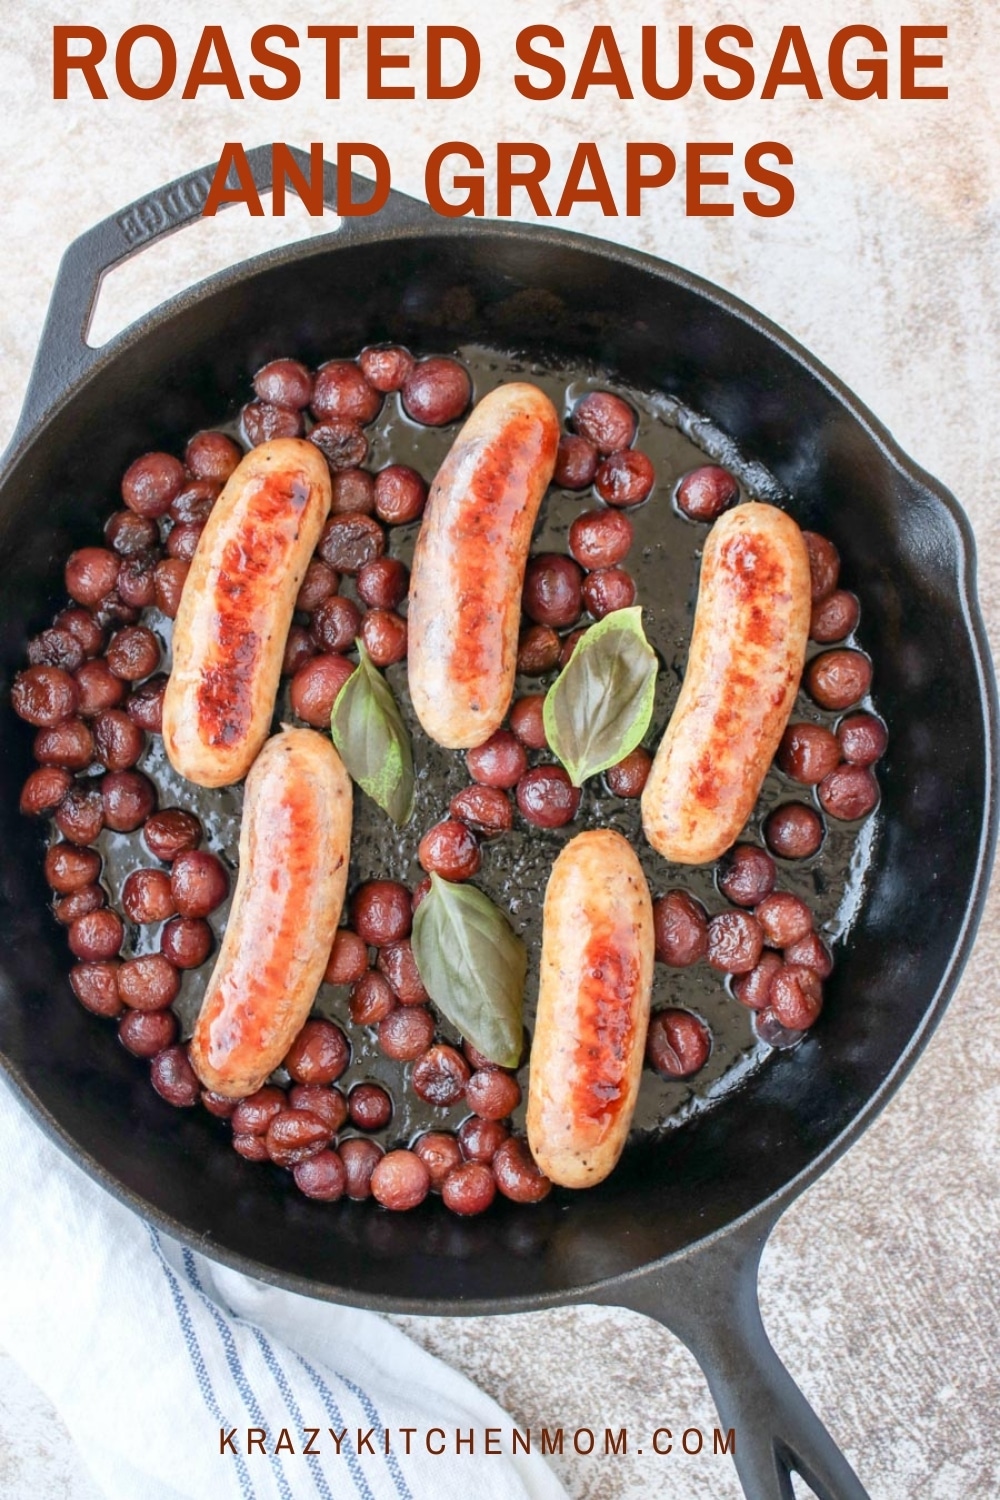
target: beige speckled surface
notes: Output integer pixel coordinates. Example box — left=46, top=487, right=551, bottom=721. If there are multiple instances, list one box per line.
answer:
left=2, top=3, right=999, bottom=1497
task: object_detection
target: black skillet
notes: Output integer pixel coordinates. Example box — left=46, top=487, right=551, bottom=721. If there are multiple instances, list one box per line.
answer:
left=0, top=147, right=995, bottom=1500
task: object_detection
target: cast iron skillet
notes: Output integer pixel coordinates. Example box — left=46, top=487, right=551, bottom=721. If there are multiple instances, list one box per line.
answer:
left=0, top=147, right=995, bottom=1500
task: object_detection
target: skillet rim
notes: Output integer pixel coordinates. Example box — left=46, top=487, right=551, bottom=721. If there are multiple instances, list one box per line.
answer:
left=0, top=211, right=996, bottom=1315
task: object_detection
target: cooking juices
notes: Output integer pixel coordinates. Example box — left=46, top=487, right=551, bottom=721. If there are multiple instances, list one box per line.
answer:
left=12, top=345, right=885, bottom=1211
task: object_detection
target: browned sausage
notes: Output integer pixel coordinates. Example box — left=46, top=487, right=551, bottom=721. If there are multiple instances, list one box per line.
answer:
left=526, top=830, right=654, bottom=1189
left=407, top=383, right=559, bottom=748
left=188, top=727, right=351, bottom=1097
left=163, top=439, right=331, bottom=787
left=641, top=503, right=811, bottom=864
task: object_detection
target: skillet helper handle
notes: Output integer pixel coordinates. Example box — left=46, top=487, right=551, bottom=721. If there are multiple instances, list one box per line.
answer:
left=604, top=1214, right=870, bottom=1500
left=11, top=143, right=431, bottom=450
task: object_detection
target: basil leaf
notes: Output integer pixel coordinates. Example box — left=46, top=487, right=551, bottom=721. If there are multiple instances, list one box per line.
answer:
left=412, top=874, right=526, bottom=1067
left=543, top=606, right=658, bottom=787
left=330, top=641, right=414, bottom=824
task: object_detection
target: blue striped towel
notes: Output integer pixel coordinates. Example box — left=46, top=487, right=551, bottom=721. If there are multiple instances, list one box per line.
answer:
left=0, top=1077, right=568, bottom=1500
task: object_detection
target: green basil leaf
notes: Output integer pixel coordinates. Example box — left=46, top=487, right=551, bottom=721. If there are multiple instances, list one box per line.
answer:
left=411, top=874, right=526, bottom=1067
left=330, top=641, right=414, bottom=825
left=543, top=606, right=658, bottom=787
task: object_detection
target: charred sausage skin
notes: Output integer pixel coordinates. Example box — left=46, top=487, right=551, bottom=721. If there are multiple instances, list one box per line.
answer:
left=527, top=830, right=654, bottom=1189
left=407, top=383, right=559, bottom=749
left=641, top=503, right=811, bottom=865
left=163, top=439, right=331, bottom=787
left=189, top=727, right=352, bottom=1097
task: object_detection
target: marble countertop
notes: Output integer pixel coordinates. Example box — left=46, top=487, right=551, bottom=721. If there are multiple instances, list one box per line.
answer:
left=2, top=3, right=998, bottom=1496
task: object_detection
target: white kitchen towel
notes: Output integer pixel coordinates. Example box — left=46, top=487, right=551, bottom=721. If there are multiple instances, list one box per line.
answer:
left=0, top=1075, right=568, bottom=1500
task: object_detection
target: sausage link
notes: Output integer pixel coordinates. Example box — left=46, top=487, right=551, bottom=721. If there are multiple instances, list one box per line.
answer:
left=163, top=439, right=331, bottom=786
left=407, top=383, right=559, bottom=749
left=526, top=830, right=654, bottom=1189
left=641, top=504, right=811, bottom=864
left=189, top=728, right=352, bottom=1097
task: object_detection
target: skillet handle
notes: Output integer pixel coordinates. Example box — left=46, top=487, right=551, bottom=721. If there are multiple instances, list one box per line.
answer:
left=10, top=143, right=431, bottom=452
left=598, top=1212, right=870, bottom=1500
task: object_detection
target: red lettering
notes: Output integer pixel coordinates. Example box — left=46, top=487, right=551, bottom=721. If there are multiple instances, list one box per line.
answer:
left=367, top=26, right=414, bottom=99
left=337, top=144, right=391, bottom=216
left=556, top=142, right=617, bottom=216
left=115, top=26, right=175, bottom=100
left=272, top=143, right=325, bottom=216
left=514, top=26, right=565, bottom=101
left=202, top=144, right=264, bottom=216
left=425, top=142, right=485, bottom=217
left=686, top=143, right=734, bottom=217
left=761, top=26, right=823, bottom=99
left=250, top=26, right=300, bottom=101
left=427, top=27, right=479, bottom=99
left=901, top=25, right=947, bottom=99
left=626, top=143, right=676, bottom=215
left=704, top=27, right=755, bottom=100
left=306, top=26, right=357, bottom=100
left=497, top=143, right=552, bottom=216
left=182, top=26, right=244, bottom=99
left=828, top=26, right=888, bottom=100
left=53, top=26, right=108, bottom=99
left=744, top=142, right=795, bottom=218
left=571, top=26, right=633, bottom=100
left=641, top=24, right=692, bottom=101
